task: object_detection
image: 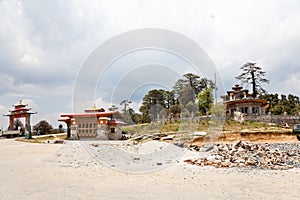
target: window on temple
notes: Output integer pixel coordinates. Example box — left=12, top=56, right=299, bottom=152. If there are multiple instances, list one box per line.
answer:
left=252, top=107, right=259, bottom=115
left=111, top=127, right=115, bottom=133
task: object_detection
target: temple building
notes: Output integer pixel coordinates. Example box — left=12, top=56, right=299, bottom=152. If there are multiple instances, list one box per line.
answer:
left=58, top=105, right=125, bottom=140
left=221, top=84, right=269, bottom=117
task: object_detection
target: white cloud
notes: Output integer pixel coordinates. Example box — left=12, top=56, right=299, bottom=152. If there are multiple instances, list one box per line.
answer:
left=94, top=98, right=112, bottom=111
left=278, top=74, right=300, bottom=96
left=20, top=53, right=39, bottom=65
left=0, top=105, right=7, bottom=116
left=22, top=99, right=38, bottom=112
left=0, top=0, right=300, bottom=127
left=0, top=104, right=8, bottom=129
left=130, top=101, right=142, bottom=113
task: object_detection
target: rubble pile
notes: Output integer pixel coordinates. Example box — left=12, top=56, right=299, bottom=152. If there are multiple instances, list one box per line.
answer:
left=185, top=140, right=300, bottom=170
left=132, top=133, right=176, bottom=141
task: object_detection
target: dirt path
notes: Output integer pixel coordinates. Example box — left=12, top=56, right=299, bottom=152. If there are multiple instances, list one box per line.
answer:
left=0, top=139, right=299, bottom=200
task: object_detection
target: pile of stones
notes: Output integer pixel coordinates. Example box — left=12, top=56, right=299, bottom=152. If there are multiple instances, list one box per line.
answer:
left=132, top=133, right=176, bottom=141
left=185, top=140, right=300, bottom=170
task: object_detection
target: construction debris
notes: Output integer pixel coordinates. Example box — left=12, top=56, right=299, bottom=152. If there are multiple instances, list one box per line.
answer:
left=162, top=135, right=175, bottom=140
left=192, top=131, right=207, bottom=136
left=44, top=140, right=65, bottom=144
left=185, top=140, right=300, bottom=170
left=132, top=133, right=175, bottom=141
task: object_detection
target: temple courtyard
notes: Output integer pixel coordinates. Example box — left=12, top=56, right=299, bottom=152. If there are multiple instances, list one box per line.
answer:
left=0, top=139, right=299, bottom=200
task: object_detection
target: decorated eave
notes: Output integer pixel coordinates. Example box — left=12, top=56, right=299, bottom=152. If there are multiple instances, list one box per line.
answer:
left=59, top=111, right=125, bottom=120
left=58, top=116, right=72, bottom=122
left=227, top=89, right=250, bottom=96
left=107, top=120, right=126, bottom=125
left=4, top=100, right=36, bottom=115
left=58, top=117, right=126, bottom=126
left=232, top=84, right=243, bottom=90
left=5, top=111, right=36, bottom=117
left=225, top=98, right=269, bottom=107
left=10, top=107, right=30, bottom=111
left=9, top=107, right=31, bottom=112
left=60, top=111, right=124, bottom=118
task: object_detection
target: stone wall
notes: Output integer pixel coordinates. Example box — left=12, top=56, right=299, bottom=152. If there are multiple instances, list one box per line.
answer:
left=96, top=124, right=122, bottom=140
left=70, top=125, right=79, bottom=140
left=196, top=114, right=300, bottom=127
left=244, top=115, right=300, bottom=126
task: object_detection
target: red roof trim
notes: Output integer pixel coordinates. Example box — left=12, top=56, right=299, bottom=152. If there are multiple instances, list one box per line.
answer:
left=60, top=111, right=125, bottom=118
left=225, top=99, right=268, bottom=106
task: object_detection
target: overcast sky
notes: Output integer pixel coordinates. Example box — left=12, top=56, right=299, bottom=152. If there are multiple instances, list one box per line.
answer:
left=0, top=0, right=300, bottom=128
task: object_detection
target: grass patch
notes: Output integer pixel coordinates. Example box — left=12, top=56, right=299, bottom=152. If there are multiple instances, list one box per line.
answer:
left=15, top=133, right=67, bottom=144
left=123, top=119, right=289, bottom=136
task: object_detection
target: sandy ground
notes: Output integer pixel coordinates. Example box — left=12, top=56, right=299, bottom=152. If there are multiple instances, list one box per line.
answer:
left=0, top=139, right=299, bottom=200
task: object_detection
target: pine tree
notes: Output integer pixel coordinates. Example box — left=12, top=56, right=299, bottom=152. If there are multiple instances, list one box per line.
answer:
left=236, top=62, right=269, bottom=98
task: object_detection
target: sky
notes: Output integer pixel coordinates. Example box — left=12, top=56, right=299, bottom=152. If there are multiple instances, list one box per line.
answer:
left=0, top=0, right=300, bottom=128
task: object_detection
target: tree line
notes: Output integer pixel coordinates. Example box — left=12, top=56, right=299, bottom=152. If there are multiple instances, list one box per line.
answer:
left=116, top=73, right=215, bottom=124
left=116, top=62, right=300, bottom=124
left=261, top=93, right=300, bottom=115
left=13, top=119, right=64, bottom=135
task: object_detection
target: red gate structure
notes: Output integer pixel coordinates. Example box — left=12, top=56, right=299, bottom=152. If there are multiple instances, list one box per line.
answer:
left=5, top=100, right=36, bottom=139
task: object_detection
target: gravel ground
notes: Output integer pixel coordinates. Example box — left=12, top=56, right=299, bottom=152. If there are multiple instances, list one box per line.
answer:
left=0, top=139, right=299, bottom=200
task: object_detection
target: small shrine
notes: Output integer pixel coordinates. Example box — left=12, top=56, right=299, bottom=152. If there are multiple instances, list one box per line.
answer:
left=5, top=100, right=37, bottom=138
left=221, top=84, right=269, bottom=117
left=58, top=105, right=125, bottom=140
